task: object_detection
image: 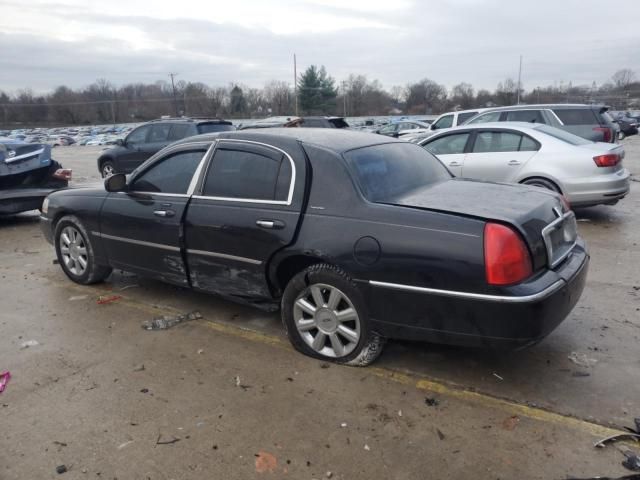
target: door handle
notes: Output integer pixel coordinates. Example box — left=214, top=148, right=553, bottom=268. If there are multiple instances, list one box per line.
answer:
left=154, top=209, right=175, bottom=218
left=256, top=219, right=285, bottom=229
left=508, top=160, right=521, bottom=166
left=448, top=161, right=462, bottom=167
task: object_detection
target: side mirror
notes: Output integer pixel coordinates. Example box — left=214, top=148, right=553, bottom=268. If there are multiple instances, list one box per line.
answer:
left=104, top=173, right=127, bottom=192
left=431, top=124, right=438, bottom=130
left=115, top=138, right=125, bottom=147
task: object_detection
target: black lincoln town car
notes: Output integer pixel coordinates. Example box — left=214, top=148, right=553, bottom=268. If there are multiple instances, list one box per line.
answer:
left=40, top=129, right=588, bottom=365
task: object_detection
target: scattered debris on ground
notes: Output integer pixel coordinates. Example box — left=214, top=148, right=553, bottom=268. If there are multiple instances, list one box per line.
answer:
left=255, top=450, right=277, bottom=473
left=436, top=428, right=446, bottom=440
left=425, top=397, right=440, bottom=407
left=55, top=465, right=68, bottom=474
left=96, top=295, right=121, bottom=305
left=68, top=295, right=88, bottom=301
left=594, top=433, right=640, bottom=448
left=234, top=375, right=251, bottom=390
left=502, top=415, right=520, bottom=431
left=0, top=371, right=10, bottom=393
left=155, top=435, right=180, bottom=445
left=133, top=364, right=145, bottom=372
left=142, top=311, right=202, bottom=330
left=622, top=452, right=640, bottom=471
left=20, top=339, right=39, bottom=349
left=493, top=373, right=504, bottom=381
left=568, top=351, right=598, bottom=368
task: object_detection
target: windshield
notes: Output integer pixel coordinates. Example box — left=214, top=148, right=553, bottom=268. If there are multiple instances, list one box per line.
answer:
left=197, top=123, right=236, bottom=134
left=534, top=124, right=591, bottom=145
left=344, top=142, right=451, bottom=202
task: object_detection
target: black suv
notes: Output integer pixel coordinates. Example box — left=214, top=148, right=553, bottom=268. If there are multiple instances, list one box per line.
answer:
left=97, top=118, right=235, bottom=177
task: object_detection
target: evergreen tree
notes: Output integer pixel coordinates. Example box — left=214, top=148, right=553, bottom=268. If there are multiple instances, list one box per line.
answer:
left=298, top=65, right=337, bottom=114
left=229, top=85, right=247, bottom=116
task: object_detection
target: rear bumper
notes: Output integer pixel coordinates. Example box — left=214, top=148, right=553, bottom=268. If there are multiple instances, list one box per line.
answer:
left=0, top=188, right=56, bottom=215
left=363, top=242, right=589, bottom=349
left=564, top=168, right=630, bottom=207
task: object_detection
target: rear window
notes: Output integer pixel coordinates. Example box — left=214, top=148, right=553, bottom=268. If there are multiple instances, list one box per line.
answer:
left=344, top=143, right=451, bottom=202
left=535, top=124, right=591, bottom=145
left=197, top=123, right=236, bottom=134
left=553, top=108, right=599, bottom=125
left=329, top=118, right=349, bottom=128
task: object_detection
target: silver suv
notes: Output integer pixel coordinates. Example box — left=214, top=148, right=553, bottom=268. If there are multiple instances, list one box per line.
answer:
left=463, top=104, right=617, bottom=143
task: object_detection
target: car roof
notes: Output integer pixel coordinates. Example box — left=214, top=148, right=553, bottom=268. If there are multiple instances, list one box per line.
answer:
left=302, top=116, right=345, bottom=120
left=174, top=128, right=401, bottom=154
left=478, top=104, right=606, bottom=111
left=147, top=117, right=232, bottom=125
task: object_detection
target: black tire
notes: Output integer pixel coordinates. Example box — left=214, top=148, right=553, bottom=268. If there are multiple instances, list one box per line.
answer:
left=54, top=215, right=112, bottom=284
left=100, top=160, right=116, bottom=178
left=522, top=177, right=561, bottom=193
left=281, top=263, right=385, bottom=366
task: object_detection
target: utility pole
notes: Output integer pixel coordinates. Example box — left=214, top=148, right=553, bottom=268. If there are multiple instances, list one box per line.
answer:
left=342, top=81, right=347, bottom=116
left=110, top=100, right=116, bottom=126
left=293, top=54, right=298, bottom=116
left=516, top=55, right=523, bottom=105
left=169, top=73, right=179, bottom=117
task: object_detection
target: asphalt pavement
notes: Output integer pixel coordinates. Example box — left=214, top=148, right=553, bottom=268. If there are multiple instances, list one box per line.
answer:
left=1, top=138, right=639, bottom=479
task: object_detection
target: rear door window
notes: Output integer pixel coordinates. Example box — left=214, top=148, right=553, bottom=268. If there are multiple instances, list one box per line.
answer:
left=456, top=112, right=478, bottom=125
left=472, top=132, right=522, bottom=153
left=131, top=150, right=205, bottom=194
left=168, top=124, right=194, bottom=141
left=553, top=109, right=598, bottom=125
left=148, top=124, right=171, bottom=143
left=203, top=143, right=291, bottom=202
left=328, top=118, right=349, bottom=128
left=424, top=133, right=471, bottom=155
left=505, top=110, right=545, bottom=123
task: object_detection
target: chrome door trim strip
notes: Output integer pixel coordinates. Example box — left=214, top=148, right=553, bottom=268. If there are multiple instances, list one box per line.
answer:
left=91, top=231, right=180, bottom=252
left=369, top=279, right=565, bottom=303
left=541, top=210, right=577, bottom=269
left=191, top=195, right=290, bottom=206
left=186, top=248, right=262, bottom=265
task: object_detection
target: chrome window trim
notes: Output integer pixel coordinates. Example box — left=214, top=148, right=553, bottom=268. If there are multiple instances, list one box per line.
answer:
left=542, top=210, right=578, bottom=269
left=186, top=249, right=262, bottom=265
left=546, top=109, right=564, bottom=125
left=197, top=139, right=296, bottom=206
left=187, top=141, right=217, bottom=196
left=369, top=279, right=565, bottom=303
left=91, top=231, right=180, bottom=252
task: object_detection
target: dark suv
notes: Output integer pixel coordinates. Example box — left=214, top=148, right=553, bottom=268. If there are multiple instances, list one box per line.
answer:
left=463, top=105, right=617, bottom=143
left=300, top=117, right=350, bottom=128
left=97, top=118, right=235, bottom=177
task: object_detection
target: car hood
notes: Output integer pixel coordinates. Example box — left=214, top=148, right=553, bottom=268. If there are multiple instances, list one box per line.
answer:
left=385, top=178, right=565, bottom=268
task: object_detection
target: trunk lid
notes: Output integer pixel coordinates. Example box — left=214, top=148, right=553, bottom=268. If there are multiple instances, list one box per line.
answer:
left=386, top=178, right=568, bottom=271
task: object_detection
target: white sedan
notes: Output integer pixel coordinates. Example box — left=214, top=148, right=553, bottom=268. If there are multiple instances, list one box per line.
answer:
left=418, top=122, right=630, bottom=207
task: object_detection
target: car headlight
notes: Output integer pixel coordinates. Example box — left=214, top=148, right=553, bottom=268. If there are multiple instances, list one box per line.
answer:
left=41, top=197, right=49, bottom=215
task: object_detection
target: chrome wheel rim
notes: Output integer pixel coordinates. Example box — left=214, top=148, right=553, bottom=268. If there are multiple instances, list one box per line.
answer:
left=60, top=226, right=88, bottom=276
left=293, top=283, right=361, bottom=358
left=102, top=164, right=114, bottom=177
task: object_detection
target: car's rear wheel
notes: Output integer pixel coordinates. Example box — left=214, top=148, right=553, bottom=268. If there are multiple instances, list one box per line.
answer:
left=101, top=161, right=115, bottom=178
left=54, top=215, right=112, bottom=284
left=522, top=177, right=561, bottom=193
left=281, top=263, right=384, bottom=366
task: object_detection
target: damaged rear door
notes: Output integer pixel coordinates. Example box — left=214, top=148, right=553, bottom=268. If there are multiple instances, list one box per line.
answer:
left=184, top=140, right=301, bottom=300
left=98, top=144, right=209, bottom=285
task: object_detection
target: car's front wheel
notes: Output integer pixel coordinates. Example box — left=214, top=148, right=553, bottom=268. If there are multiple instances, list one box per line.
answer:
left=54, top=215, right=112, bottom=284
left=281, top=264, right=384, bottom=366
left=522, top=177, right=561, bottom=193
left=101, top=160, right=115, bottom=178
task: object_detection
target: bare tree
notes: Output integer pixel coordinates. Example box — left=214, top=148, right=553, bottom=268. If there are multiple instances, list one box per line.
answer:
left=263, top=81, right=292, bottom=115
left=612, top=69, right=636, bottom=89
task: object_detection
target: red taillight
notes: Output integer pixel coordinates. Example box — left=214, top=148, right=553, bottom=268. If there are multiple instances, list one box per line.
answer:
left=593, top=126, right=612, bottom=143
left=53, top=168, right=72, bottom=181
left=593, top=154, right=620, bottom=167
left=484, top=223, right=532, bottom=286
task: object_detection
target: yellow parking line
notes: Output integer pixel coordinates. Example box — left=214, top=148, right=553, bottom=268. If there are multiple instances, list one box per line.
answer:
left=51, top=278, right=626, bottom=440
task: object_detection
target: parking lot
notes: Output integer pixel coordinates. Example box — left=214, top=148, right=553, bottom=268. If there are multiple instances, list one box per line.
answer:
left=1, top=138, right=639, bottom=479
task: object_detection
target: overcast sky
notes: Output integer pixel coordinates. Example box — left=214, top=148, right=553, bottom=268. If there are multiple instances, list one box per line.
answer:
left=1, top=0, right=639, bottom=94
